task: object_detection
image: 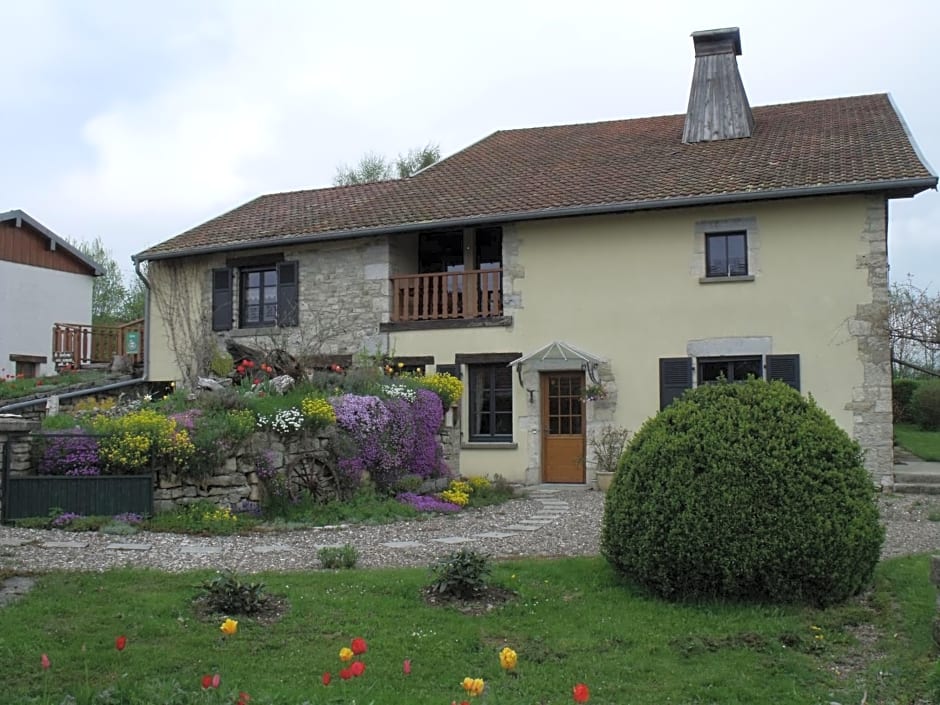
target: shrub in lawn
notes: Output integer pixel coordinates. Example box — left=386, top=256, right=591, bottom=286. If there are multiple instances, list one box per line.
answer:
left=602, top=378, right=884, bottom=606
left=911, top=379, right=940, bottom=431
left=428, top=549, right=492, bottom=600
left=892, top=378, right=919, bottom=422
left=199, top=571, right=270, bottom=615
left=318, top=544, right=359, bottom=569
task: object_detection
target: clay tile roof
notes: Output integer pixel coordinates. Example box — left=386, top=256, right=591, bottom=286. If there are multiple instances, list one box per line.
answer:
left=136, top=93, right=936, bottom=260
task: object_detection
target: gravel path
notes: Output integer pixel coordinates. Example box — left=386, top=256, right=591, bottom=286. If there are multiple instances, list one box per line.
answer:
left=0, top=488, right=936, bottom=575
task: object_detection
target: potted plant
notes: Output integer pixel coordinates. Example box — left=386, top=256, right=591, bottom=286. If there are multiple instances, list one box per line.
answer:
left=589, top=424, right=630, bottom=492
left=583, top=383, right=608, bottom=401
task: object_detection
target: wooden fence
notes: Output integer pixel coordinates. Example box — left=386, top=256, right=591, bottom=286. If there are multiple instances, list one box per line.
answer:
left=52, top=319, right=145, bottom=369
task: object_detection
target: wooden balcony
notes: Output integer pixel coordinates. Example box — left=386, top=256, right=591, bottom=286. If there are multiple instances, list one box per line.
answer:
left=52, top=319, right=145, bottom=369
left=390, top=269, right=503, bottom=322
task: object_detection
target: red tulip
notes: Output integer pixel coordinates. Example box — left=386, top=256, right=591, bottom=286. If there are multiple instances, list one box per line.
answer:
left=237, top=692, right=251, bottom=705
left=253, top=378, right=260, bottom=385
left=40, top=653, right=51, bottom=670
left=340, top=668, right=352, bottom=680
left=403, top=659, right=411, bottom=675
left=115, top=635, right=127, bottom=651
left=350, top=637, right=367, bottom=655
left=322, top=672, right=331, bottom=686
left=350, top=660, right=365, bottom=677
left=201, top=674, right=212, bottom=689
left=572, top=683, right=590, bottom=702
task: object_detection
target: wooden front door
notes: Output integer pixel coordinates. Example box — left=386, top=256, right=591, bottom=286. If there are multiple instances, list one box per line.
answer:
left=541, top=372, right=586, bottom=483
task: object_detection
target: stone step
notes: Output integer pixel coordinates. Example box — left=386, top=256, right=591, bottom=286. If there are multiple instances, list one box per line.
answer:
left=894, top=471, right=940, bottom=484
left=893, top=483, right=940, bottom=495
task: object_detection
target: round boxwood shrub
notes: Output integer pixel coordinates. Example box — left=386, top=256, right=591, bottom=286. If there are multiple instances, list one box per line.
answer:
left=601, top=379, right=884, bottom=606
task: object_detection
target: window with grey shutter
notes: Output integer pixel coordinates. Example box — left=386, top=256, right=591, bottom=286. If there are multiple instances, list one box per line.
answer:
left=211, top=268, right=232, bottom=331
left=766, top=354, right=800, bottom=390
left=659, top=357, right=693, bottom=409
left=276, top=261, right=299, bottom=327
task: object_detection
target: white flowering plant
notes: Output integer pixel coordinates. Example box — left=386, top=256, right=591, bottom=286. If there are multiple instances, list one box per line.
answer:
left=256, top=408, right=305, bottom=435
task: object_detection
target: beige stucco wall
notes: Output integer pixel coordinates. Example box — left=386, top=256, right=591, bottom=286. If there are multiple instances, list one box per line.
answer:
left=390, top=195, right=881, bottom=484
left=145, top=194, right=889, bottom=486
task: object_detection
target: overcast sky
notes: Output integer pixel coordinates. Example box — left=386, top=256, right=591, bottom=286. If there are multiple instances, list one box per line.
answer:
left=2, top=0, right=938, bottom=288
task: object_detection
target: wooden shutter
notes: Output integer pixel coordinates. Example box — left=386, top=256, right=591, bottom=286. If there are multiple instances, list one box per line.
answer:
left=277, top=261, right=299, bottom=327
left=211, top=268, right=232, bottom=331
left=766, top=354, right=800, bottom=390
left=659, top=357, right=693, bottom=410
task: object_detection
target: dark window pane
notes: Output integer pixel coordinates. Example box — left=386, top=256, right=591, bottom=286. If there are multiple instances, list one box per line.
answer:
left=573, top=417, right=582, bottom=434
left=495, top=414, right=513, bottom=435
left=733, top=358, right=762, bottom=380
left=727, top=234, right=747, bottom=275
left=561, top=398, right=570, bottom=415
left=550, top=418, right=559, bottom=434
left=245, top=305, right=259, bottom=323
left=561, top=418, right=570, bottom=435
left=699, top=360, right=727, bottom=383
left=263, top=304, right=276, bottom=321
left=549, top=398, right=558, bottom=415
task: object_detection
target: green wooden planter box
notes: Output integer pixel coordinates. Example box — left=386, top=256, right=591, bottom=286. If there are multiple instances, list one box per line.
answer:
left=2, top=475, right=153, bottom=521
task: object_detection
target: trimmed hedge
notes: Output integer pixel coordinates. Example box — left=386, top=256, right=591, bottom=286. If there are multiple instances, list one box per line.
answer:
left=911, top=380, right=940, bottom=431
left=892, top=378, right=919, bottom=423
left=601, top=379, right=884, bottom=606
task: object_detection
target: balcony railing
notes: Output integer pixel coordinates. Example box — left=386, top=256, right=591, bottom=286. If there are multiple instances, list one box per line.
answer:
left=52, top=319, right=145, bottom=369
left=390, top=269, right=503, bottom=322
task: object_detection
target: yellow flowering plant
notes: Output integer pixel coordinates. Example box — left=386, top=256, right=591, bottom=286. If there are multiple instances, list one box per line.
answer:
left=220, top=618, right=238, bottom=636
left=416, top=372, right=464, bottom=407
left=461, top=677, right=485, bottom=697
left=92, top=409, right=195, bottom=474
left=499, top=646, right=517, bottom=670
left=300, top=396, right=336, bottom=428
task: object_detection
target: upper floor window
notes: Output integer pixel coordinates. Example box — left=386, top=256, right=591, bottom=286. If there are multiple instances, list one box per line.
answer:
left=212, top=260, right=299, bottom=332
left=705, top=231, right=747, bottom=278
left=240, top=267, right=278, bottom=327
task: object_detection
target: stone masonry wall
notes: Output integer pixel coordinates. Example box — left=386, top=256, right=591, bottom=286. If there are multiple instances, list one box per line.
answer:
left=847, top=196, right=894, bottom=488
left=217, top=237, right=391, bottom=362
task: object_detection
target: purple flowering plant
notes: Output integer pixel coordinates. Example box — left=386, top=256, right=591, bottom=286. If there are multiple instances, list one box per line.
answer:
left=330, top=389, right=449, bottom=492
left=39, top=430, right=101, bottom=476
left=396, top=492, right=461, bottom=513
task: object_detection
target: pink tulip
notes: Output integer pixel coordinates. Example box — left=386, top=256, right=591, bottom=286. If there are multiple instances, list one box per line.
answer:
left=403, top=659, right=412, bottom=675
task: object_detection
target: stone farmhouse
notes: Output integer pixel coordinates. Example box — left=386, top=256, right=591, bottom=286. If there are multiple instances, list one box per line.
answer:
left=134, top=27, right=937, bottom=488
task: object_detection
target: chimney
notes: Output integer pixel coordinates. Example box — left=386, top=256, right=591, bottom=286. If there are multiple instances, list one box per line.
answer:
left=682, top=27, right=754, bottom=144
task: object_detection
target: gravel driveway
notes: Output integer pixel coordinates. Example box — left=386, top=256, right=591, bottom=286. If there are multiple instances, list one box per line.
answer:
left=0, top=488, right=936, bottom=575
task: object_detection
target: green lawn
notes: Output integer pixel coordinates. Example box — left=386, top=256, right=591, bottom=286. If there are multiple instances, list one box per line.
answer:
left=0, top=556, right=936, bottom=704
left=895, top=423, right=940, bottom=461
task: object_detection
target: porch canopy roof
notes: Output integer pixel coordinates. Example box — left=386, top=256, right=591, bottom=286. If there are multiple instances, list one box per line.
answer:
left=509, top=341, right=604, bottom=381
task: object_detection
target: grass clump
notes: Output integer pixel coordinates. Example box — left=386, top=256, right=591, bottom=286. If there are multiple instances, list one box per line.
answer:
left=317, top=544, right=359, bottom=569
left=147, top=501, right=257, bottom=535
left=428, top=549, right=492, bottom=600
left=199, top=571, right=270, bottom=616
left=603, top=379, right=884, bottom=606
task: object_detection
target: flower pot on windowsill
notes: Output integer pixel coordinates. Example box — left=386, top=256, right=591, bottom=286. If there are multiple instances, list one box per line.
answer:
left=595, top=471, right=615, bottom=492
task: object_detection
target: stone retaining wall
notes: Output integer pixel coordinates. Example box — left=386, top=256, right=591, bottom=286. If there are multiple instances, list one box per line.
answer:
left=7, top=421, right=460, bottom=516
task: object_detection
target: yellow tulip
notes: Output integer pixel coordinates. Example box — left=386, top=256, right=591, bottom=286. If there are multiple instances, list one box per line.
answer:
left=339, top=647, right=354, bottom=662
left=499, top=646, right=517, bottom=670
left=461, top=677, right=485, bottom=696
left=220, top=618, right=238, bottom=636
